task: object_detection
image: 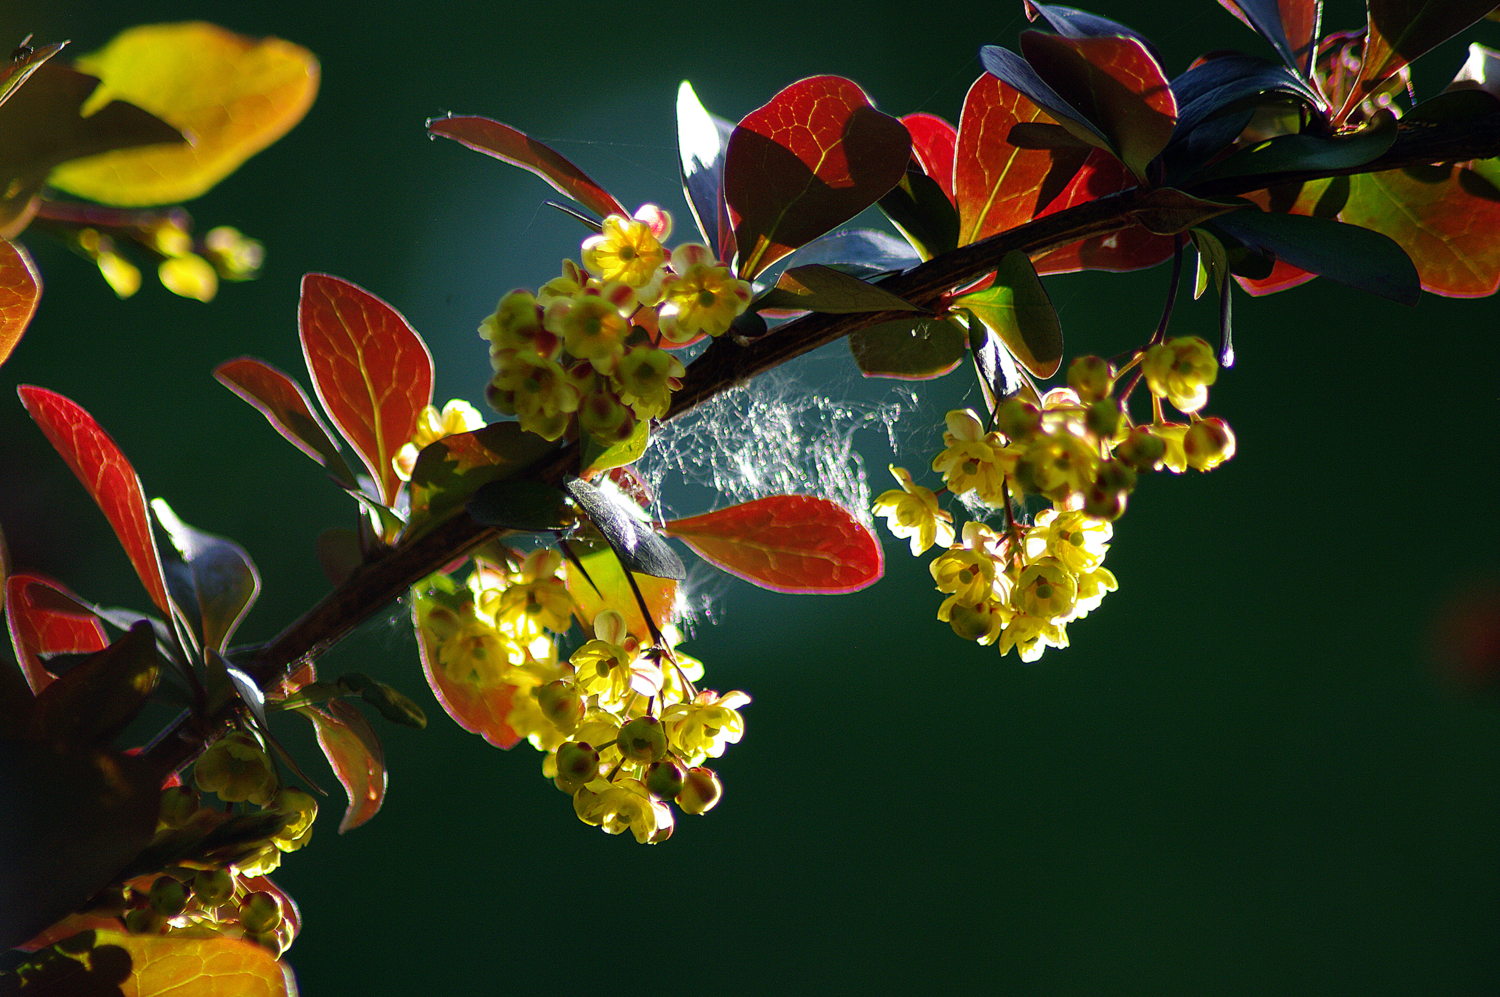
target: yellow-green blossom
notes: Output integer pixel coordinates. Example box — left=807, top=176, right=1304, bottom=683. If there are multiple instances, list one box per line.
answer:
left=582, top=213, right=667, bottom=289
left=872, top=465, right=954, bottom=556
left=658, top=244, right=752, bottom=342
left=1143, top=336, right=1217, bottom=413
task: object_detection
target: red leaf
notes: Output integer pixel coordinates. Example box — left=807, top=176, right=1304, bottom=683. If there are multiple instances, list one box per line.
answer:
left=17, top=386, right=171, bottom=615
left=663, top=495, right=884, bottom=594
left=1218, top=0, right=1323, bottom=76
left=1032, top=150, right=1175, bottom=274
left=300, top=700, right=385, bottom=832
left=1020, top=32, right=1177, bottom=178
left=412, top=601, right=521, bottom=749
left=902, top=112, right=958, bottom=204
left=0, top=238, right=40, bottom=368
left=6, top=573, right=108, bottom=694
left=214, top=356, right=356, bottom=486
left=298, top=274, right=433, bottom=507
left=427, top=115, right=628, bottom=221
left=723, top=76, right=911, bottom=278
left=1341, top=0, right=1500, bottom=121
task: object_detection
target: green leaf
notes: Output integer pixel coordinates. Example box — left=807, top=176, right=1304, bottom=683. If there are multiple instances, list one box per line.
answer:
left=466, top=478, right=572, bottom=533
left=1129, top=187, right=1244, bottom=235
left=879, top=166, right=961, bottom=260
left=848, top=317, right=967, bottom=379
left=951, top=250, right=1064, bottom=378
left=755, top=264, right=923, bottom=315
left=337, top=673, right=427, bottom=729
left=407, top=422, right=563, bottom=532
left=0, top=39, right=66, bottom=109
left=562, top=541, right=679, bottom=644
left=1189, top=108, right=1397, bottom=184
left=150, top=499, right=260, bottom=654
left=579, top=417, right=649, bottom=479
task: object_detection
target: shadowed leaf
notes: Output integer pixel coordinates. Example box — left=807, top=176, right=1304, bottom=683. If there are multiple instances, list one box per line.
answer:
left=677, top=81, right=737, bottom=261
left=1025, top=2, right=1163, bottom=55
left=299, top=700, right=385, bottom=833
left=1031, top=149, right=1175, bottom=273
left=17, top=386, right=171, bottom=615
left=565, top=478, right=684, bottom=581
left=756, top=229, right=921, bottom=289
left=428, top=114, right=627, bottom=222
left=337, top=672, right=426, bottom=729
left=214, top=357, right=358, bottom=489
left=150, top=500, right=259, bottom=653
left=408, top=421, right=562, bottom=530
left=1341, top=0, right=1500, bottom=119
left=723, top=76, right=911, bottom=278
left=299, top=274, right=433, bottom=508
left=17, top=929, right=298, bottom=997
left=1218, top=0, right=1323, bottom=76
left=0, top=62, right=181, bottom=238
left=663, top=495, right=884, bottom=594
left=953, top=250, right=1064, bottom=377
left=755, top=264, right=922, bottom=315
left=880, top=164, right=961, bottom=260
left=849, top=317, right=967, bottom=379
left=969, top=316, right=1039, bottom=412
left=26, top=622, right=160, bottom=750
left=47, top=23, right=318, bottom=206
left=979, top=45, right=1112, bottom=154
left=0, top=238, right=39, bottom=369
left=467, top=478, right=571, bottom=533
left=1191, top=108, right=1396, bottom=183
left=563, top=542, right=679, bottom=642
left=5, top=573, right=106, bottom=696
left=1129, top=188, right=1243, bottom=234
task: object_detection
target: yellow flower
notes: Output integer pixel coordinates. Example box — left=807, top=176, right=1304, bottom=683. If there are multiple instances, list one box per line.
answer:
left=930, top=547, right=996, bottom=604
left=613, top=345, right=684, bottom=421
left=997, top=612, right=1067, bottom=662
left=1073, top=566, right=1118, bottom=619
left=1142, top=336, right=1218, bottom=413
left=546, top=283, right=637, bottom=373
left=872, top=465, right=954, bottom=556
left=582, top=213, right=667, bottom=289
left=485, top=548, right=574, bottom=639
left=662, top=690, right=750, bottom=765
left=480, top=290, right=556, bottom=362
left=1015, top=431, right=1098, bottom=502
left=394, top=399, right=485, bottom=480
left=268, top=788, right=318, bottom=853
left=488, top=349, right=581, bottom=440
left=194, top=731, right=277, bottom=805
left=931, top=409, right=1010, bottom=502
left=937, top=593, right=1009, bottom=645
left=658, top=244, right=752, bottom=343
left=1027, top=509, right=1111, bottom=576
left=574, top=779, right=670, bottom=843
left=1012, top=555, right=1078, bottom=623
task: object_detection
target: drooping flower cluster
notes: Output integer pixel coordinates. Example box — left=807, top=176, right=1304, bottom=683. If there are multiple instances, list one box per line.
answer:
left=413, top=547, right=746, bottom=843
left=874, top=337, right=1235, bottom=660
left=480, top=206, right=752, bottom=446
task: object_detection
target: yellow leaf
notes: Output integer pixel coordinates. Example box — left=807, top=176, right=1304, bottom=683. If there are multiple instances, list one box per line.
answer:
left=47, top=23, right=318, bottom=206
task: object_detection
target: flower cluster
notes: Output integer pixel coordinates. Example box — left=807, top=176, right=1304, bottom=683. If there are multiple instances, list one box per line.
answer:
left=413, top=547, right=746, bottom=843
left=874, top=337, right=1234, bottom=659
left=479, top=206, right=752, bottom=445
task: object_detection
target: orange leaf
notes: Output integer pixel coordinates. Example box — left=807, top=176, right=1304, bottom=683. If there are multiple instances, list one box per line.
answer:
left=0, top=238, right=40, bottom=368
left=6, top=573, right=108, bottom=694
left=412, top=601, right=522, bottom=750
left=17, top=386, right=170, bottom=615
left=663, top=495, right=884, bottom=594
left=300, top=701, right=385, bottom=832
left=298, top=274, right=433, bottom=507
left=85, top=929, right=295, bottom=996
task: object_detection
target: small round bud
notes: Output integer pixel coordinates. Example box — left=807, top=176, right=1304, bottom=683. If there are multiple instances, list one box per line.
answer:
left=1094, top=459, right=1138, bottom=494
left=158, top=785, right=200, bottom=828
left=645, top=759, right=686, bottom=800
left=1115, top=427, right=1166, bottom=472
left=995, top=397, right=1041, bottom=442
left=535, top=680, right=584, bottom=732
left=1083, top=483, right=1128, bottom=521
left=148, top=876, right=188, bottom=917
left=248, top=928, right=285, bottom=955
left=124, top=907, right=166, bottom=934
left=676, top=766, right=723, bottom=815
left=240, top=892, right=283, bottom=934
left=554, top=740, right=600, bottom=792
left=617, top=717, right=668, bottom=763
left=1067, top=355, right=1113, bottom=402
left=1184, top=417, right=1236, bottom=471
left=192, top=869, right=235, bottom=907
left=1085, top=398, right=1122, bottom=440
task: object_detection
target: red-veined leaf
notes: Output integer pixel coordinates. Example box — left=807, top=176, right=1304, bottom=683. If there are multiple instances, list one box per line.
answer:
left=427, top=114, right=627, bottom=221
left=6, top=573, right=108, bottom=694
left=1218, top=0, right=1323, bottom=76
left=412, top=599, right=521, bottom=749
left=214, top=356, right=358, bottom=488
left=299, top=700, right=385, bottom=832
left=1031, top=149, right=1175, bottom=274
left=0, top=238, right=40, bottom=368
left=17, top=386, right=171, bottom=615
left=1340, top=0, right=1500, bottom=120
left=564, top=544, right=679, bottom=642
left=903, top=112, right=958, bottom=204
left=663, top=494, right=884, bottom=594
left=954, top=73, right=1090, bottom=248
left=1019, top=31, right=1178, bottom=179
left=298, top=274, right=433, bottom=507
left=723, top=76, right=911, bottom=279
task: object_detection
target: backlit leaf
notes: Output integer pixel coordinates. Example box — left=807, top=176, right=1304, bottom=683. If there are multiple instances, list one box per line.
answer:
left=902, top=112, right=958, bottom=203
left=0, top=40, right=66, bottom=109
left=563, top=542, right=679, bottom=642
left=47, top=23, right=318, bottom=206
left=0, top=238, right=40, bottom=368
left=579, top=418, right=649, bottom=479
left=299, top=700, right=385, bottom=833
left=408, top=421, right=563, bottom=530
left=663, top=494, right=883, bottom=594
left=17, top=386, right=171, bottom=615
left=978, top=45, right=1112, bottom=154
left=214, top=356, right=359, bottom=490
left=723, top=76, right=911, bottom=279
left=299, top=274, right=434, bottom=508
left=565, top=478, right=684, bottom=581
left=6, top=574, right=108, bottom=694
left=1019, top=31, right=1178, bottom=178
left=848, top=317, right=967, bottom=379
left=412, top=597, right=522, bottom=749
left=19, top=929, right=298, bottom=997
left=1341, top=0, right=1500, bottom=120
left=755, top=264, right=922, bottom=315
left=428, top=114, right=627, bottom=222
left=150, top=499, right=260, bottom=653
left=1030, top=149, right=1175, bottom=273
left=677, top=81, right=737, bottom=261
left=0, top=62, right=181, bottom=238
left=1218, top=0, right=1323, bottom=76
left=952, top=249, right=1064, bottom=377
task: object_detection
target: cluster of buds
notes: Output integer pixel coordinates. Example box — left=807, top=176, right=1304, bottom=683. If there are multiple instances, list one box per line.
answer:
left=874, top=335, right=1234, bottom=660
left=103, top=866, right=297, bottom=956
left=55, top=206, right=263, bottom=302
left=479, top=206, right=753, bottom=445
left=413, top=548, right=746, bottom=843
left=188, top=730, right=319, bottom=877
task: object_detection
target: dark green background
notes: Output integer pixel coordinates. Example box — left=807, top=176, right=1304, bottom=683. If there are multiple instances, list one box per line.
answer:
left=3, top=1, right=1497, bottom=993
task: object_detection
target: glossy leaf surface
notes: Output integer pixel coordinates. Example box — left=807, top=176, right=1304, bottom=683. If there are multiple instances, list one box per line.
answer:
left=566, top=478, right=685, bottom=581
left=756, top=229, right=921, bottom=287
left=1342, top=0, right=1500, bottom=119
left=150, top=499, right=260, bottom=653
left=723, top=76, right=911, bottom=278
left=299, top=274, right=433, bottom=508
left=6, top=574, right=108, bottom=695
left=413, top=600, right=521, bottom=750
left=409, top=422, right=563, bottom=530
left=18, top=386, right=171, bottom=615
left=0, top=40, right=66, bottom=109
left=579, top=419, right=650, bottom=480
left=848, top=317, right=967, bottom=379
left=48, top=23, right=318, bottom=206
left=563, top=543, right=679, bottom=642
left=953, top=250, right=1064, bottom=377
left=429, top=115, right=627, bottom=222
left=1019, top=31, right=1178, bottom=178
left=0, top=63, right=181, bottom=237
left=300, top=700, right=385, bottom=832
left=755, top=264, right=922, bottom=315
left=214, top=356, right=358, bottom=488
left=677, top=81, right=736, bottom=260
left=1218, top=0, right=1323, bottom=76
left=0, top=238, right=39, bottom=368
left=664, top=495, right=883, bottom=594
